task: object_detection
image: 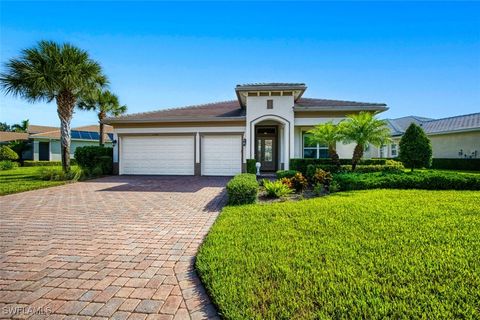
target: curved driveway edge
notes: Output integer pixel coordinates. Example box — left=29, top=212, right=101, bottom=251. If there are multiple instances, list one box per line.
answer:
left=0, top=176, right=228, bottom=320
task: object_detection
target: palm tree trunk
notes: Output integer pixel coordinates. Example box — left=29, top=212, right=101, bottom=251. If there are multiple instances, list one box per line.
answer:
left=98, top=112, right=105, bottom=146
left=352, top=144, right=364, bottom=171
left=328, top=144, right=340, bottom=168
left=57, top=91, right=75, bottom=173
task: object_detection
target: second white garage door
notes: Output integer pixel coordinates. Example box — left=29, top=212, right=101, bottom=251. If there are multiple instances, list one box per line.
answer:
left=120, top=135, right=194, bottom=175
left=201, top=135, right=242, bottom=176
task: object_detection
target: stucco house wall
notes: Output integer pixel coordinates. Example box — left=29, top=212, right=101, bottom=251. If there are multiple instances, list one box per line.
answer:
left=429, top=131, right=480, bottom=158
left=33, top=139, right=111, bottom=161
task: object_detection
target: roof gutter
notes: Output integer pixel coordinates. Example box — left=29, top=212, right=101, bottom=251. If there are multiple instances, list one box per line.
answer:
left=103, top=116, right=246, bottom=125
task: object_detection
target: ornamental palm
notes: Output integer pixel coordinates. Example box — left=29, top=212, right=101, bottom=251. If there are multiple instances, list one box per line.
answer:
left=78, top=90, right=127, bottom=146
left=0, top=40, right=106, bottom=172
left=308, top=121, right=342, bottom=167
left=339, top=111, right=391, bottom=170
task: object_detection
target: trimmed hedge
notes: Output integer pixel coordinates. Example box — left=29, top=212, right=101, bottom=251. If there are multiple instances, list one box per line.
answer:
left=246, top=159, right=257, bottom=174
left=0, top=146, right=19, bottom=161
left=290, top=158, right=388, bottom=174
left=74, top=146, right=113, bottom=174
left=334, top=171, right=480, bottom=191
left=226, top=173, right=258, bottom=205
left=276, top=170, right=299, bottom=179
left=0, top=160, right=18, bottom=170
left=431, top=158, right=480, bottom=171
left=23, top=160, right=77, bottom=167
left=305, top=161, right=405, bottom=179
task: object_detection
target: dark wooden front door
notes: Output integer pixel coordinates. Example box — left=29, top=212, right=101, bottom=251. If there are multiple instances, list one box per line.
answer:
left=39, top=142, right=50, bottom=161
left=256, top=127, right=277, bottom=171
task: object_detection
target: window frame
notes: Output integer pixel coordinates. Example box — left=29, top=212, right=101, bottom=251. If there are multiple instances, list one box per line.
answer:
left=302, top=132, right=329, bottom=159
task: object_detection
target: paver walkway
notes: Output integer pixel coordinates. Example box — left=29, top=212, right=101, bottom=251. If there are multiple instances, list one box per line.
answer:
left=0, top=176, right=229, bottom=319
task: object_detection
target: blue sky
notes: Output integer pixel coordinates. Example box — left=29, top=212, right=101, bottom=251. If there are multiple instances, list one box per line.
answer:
left=1, top=1, right=479, bottom=127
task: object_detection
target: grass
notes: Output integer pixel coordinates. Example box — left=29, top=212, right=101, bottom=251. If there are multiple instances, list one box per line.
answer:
left=196, top=189, right=480, bottom=319
left=0, top=166, right=75, bottom=195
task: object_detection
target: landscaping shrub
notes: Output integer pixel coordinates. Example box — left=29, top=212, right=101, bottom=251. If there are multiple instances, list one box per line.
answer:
left=226, top=173, right=258, bottom=205
left=290, top=158, right=387, bottom=174
left=431, top=158, right=480, bottom=171
left=311, top=168, right=333, bottom=186
left=74, top=146, right=113, bottom=174
left=0, top=146, right=19, bottom=161
left=263, top=179, right=293, bottom=198
left=399, top=123, right=432, bottom=170
left=279, top=177, right=293, bottom=189
left=0, top=160, right=18, bottom=170
left=334, top=171, right=480, bottom=191
left=276, top=169, right=298, bottom=179
left=38, top=167, right=84, bottom=181
left=290, top=172, right=308, bottom=192
left=246, top=159, right=257, bottom=174
left=23, top=160, right=77, bottom=167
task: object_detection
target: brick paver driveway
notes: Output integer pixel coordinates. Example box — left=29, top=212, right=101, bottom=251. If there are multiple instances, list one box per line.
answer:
left=0, top=176, right=229, bottom=320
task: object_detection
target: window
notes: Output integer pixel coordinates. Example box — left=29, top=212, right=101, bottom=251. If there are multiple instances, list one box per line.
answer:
left=391, top=144, right=398, bottom=157
left=267, top=99, right=273, bottom=109
left=303, top=133, right=328, bottom=159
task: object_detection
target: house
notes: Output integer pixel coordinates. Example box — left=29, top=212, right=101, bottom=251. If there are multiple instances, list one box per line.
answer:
left=104, top=83, right=387, bottom=176
left=365, top=113, right=480, bottom=159
left=0, top=124, right=113, bottom=161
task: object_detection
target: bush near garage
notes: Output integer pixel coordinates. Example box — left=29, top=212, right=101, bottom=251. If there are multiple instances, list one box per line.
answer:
left=74, top=146, right=113, bottom=175
left=23, top=160, right=77, bottom=167
left=246, top=159, right=257, bottom=174
left=226, top=173, right=259, bottom=205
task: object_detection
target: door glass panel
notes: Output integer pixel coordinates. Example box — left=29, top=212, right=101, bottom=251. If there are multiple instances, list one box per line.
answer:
left=264, top=139, right=273, bottom=161
left=257, top=139, right=262, bottom=160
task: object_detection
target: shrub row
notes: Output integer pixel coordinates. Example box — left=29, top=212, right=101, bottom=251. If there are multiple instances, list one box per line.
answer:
left=431, top=158, right=480, bottom=171
left=0, top=160, right=18, bottom=170
left=290, top=158, right=388, bottom=174
left=74, top=146, right=113, bottom=175
left=226, top=173, right=258, bottom=205
left=334, top=171, right=480, bottom=191
left=23, top=160, right=77, bottom=167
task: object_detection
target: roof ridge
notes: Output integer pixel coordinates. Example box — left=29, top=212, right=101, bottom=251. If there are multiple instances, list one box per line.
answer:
left=422, top=112, right=480, bottom=123
left=299, top=97, right=386, bottom=106
left=108, top=100, right=239, bottom=120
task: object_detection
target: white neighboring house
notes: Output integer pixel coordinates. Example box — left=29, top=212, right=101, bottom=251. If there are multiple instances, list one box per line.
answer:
left=0, top=125, right=113, bottom=161
left=105, top=83, right=387, bottom=176
left=365, top=113, right=480, bottom=159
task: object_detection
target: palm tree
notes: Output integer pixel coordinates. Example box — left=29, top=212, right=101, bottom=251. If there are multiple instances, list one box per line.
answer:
left=308, top=121, right=342, bottom=167
left=11, top=119, right=29, bottom=132
left=0, top=41, right=106, bottom=172
left=339, top=112, right=391, bottom=171
left=78, top=90, right=127, bottom=146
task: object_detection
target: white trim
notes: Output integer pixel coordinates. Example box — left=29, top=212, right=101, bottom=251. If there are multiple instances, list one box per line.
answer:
left=115, top=126, right=246, bottom=134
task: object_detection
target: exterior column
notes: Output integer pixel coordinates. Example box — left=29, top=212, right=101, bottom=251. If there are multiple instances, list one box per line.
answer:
left=284, top=124, right=290, bottom=170
left=194, top=132, right=201, bottom=176
left=112, top=133, right=119, bottom=174
left=245, top=122, right=252, bottom=160
left=33, top=140, right=39, bottom=161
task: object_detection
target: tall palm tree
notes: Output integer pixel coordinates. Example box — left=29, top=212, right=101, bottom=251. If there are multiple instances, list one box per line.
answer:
left=0, top=40, right=106, bottom=172
left=11, top=119, right=29, bottom=132
left=78, top=90, right=127, bottom=146
left=339, top=112, right=391, bottom=170
left=308, top=121, right=342, bottom=167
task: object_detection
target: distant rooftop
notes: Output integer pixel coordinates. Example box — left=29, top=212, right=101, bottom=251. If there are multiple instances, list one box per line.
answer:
left=387, top=113, right=480, bottom=135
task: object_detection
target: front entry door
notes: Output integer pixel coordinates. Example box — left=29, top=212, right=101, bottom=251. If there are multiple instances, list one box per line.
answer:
left=256, top=136, right=276, bottom=171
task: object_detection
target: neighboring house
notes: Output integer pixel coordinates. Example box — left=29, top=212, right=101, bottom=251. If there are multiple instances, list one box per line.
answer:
left=365, top=113, right=480, bottom=159
left=0, top=124, right=113, bottom=161
left=104, top=83, right=387, bottom=176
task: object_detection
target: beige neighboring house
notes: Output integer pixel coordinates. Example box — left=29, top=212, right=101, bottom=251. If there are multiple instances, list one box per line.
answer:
left=104, top=83, right=388, bottom=176
left=0, top=124, right=113, bottom=161
left=365, top=113, right=480, bottom=159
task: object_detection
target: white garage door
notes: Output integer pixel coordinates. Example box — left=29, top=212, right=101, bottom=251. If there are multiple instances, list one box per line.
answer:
left=120, top=136, right=194, bottom=175
left=201, top=135, right=242, bottom=176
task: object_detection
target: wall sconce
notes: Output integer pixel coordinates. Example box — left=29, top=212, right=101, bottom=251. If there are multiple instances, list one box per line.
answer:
left=458, top=149, right=463, bottom=157
left=242, top=138, right=246, bottom=147
left=112, top=139, right=117, bottom=147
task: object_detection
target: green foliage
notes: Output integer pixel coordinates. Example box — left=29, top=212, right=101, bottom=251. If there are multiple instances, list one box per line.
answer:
left=311, top=168, right=333, bottom=186
left=290, top=172, right=308, bottom=192
left=399, top=123, right=432, bottom=170
left=305, top=162, right=404, bottom=179
left=263, top=179, right=293, bottom=198
left=329, top=180, right=340, bottom=193
left=0, top=160, right=18, bottom=170
left=196, top=190, right=480, bottom=319
left=38, top=166, right=84, bottom=181
left=91, top=166, right=104, bottom=177
left=307, top=121, right=341, bottom=163
left=0, top=146, right=19, bottom=161
left=0, top=166, right=70, bottom=195
left=279, top=177, right=293, bottom=189
left=313, top=183, right=326, bottom=196
left=290, top=158, right=387, bottom=174
left=74, top=146, right=113, bottom=174
left=431, top=158, right=480, bottom=171
left=23, top=160, right=77, bottom=167
left=226, top=174, right=258, bottom=205
left=8, top=140, right=31, bottom=163
left=246, top=159, right=257, bottom=174
left=276, top=169, right=299, bottom=179
left=334, top=171, right=480, bottom=191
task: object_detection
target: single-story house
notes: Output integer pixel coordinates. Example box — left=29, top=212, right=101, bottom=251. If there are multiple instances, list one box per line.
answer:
left=0, top=124, right=113, bottom=161
left=364, top=113, right=480, bottom=159
left=104, top=83, right=387, bottom=176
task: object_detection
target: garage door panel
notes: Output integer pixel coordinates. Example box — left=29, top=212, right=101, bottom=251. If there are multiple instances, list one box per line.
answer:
left=202, top=135, right=242, bottom=176
left=121, top=136, right=194, bottom=175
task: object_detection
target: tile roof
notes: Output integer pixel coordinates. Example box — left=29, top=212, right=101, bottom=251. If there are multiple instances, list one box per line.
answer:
left=386, top=113, right=480, bottom=135
left=0, top=131, right=29, bottom=142
left=105, top=97, right=387, bottom=123
left=28, top=125, right=59, bottom=134
left=30, top=124, right=113, bottom=142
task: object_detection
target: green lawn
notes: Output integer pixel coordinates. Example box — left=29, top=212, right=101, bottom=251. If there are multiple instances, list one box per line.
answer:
left=0, top=166, right=73, bottom=195
left=196, top=189, right=480, bottom=319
